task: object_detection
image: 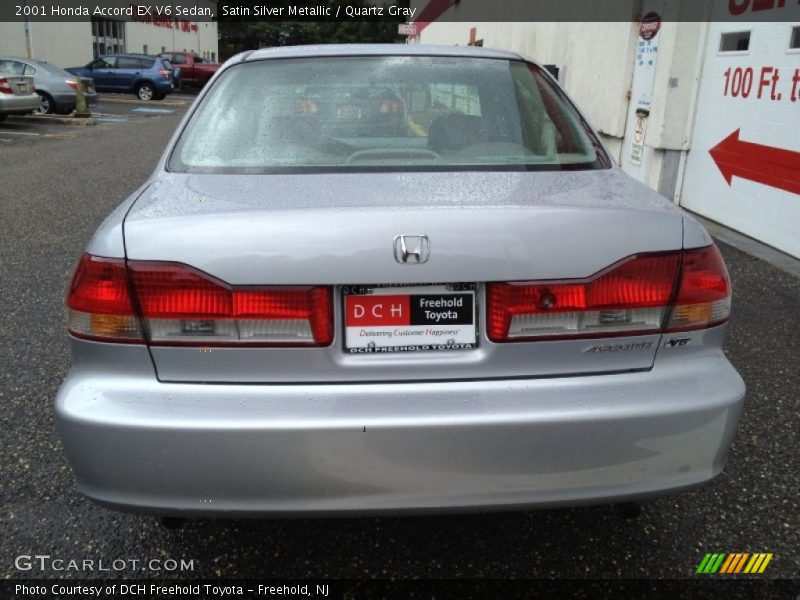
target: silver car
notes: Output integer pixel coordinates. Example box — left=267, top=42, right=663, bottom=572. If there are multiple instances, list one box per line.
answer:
left=56, top=45, right=745, bottom=517
left=0, top=62, right=39, bottom=121
left=0, top=57, right=97, bottom=115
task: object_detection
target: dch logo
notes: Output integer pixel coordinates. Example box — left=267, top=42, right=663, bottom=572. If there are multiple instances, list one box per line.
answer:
left=345, top=295, right=409, bottom=326
left=352, top=302, right=404, bottom=319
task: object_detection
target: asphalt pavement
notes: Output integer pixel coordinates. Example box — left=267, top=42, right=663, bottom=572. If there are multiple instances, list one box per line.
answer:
left=0, top=101, right=798, bottom=582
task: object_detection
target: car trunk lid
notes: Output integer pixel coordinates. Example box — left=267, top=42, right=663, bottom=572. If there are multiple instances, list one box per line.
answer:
left=123, top=170, right=684, bottom=382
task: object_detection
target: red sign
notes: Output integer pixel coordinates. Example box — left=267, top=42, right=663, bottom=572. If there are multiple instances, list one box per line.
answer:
left=398, top=23, right=417, bottom=36
left=639, top=12, right=661, bottom=40
left=345, top=295, right=410, bottom=327
left=709, top=129, right=800, bottom=196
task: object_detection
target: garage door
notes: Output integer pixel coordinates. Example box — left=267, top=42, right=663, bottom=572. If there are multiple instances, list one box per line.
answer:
left=681, top=21, right=800, bottom=259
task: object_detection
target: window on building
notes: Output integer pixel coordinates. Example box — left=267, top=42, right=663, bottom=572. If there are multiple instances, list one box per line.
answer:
left=91, top=18, right=125, bottom=57
left=791, top=27, right=800, bottom=50
left=720, top=31, right=750, bottom=52
left=211, top=53, right=216, bottom=62
left=161, top=46, right=166, bottom=53
left=142, top=44, right=148, bottom=55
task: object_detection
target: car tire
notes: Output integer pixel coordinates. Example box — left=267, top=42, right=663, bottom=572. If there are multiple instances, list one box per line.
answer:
left=136, top=83, right=155, bottom=101
left=0, top=114, right=6, bottom=123
left=35, top=91, right=56, bottom=115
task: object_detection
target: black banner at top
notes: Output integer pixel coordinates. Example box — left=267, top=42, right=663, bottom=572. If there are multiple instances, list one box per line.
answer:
left=3, top=0, right=800, bottom=22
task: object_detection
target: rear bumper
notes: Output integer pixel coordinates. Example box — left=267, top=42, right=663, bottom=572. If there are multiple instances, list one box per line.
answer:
left=51, top=91, right=98, bottom=109
left=55, top=345, right=745, bottom=516
left=0, top=94, right=40, bottom=114
left=153, top=80, right=173, bottom=94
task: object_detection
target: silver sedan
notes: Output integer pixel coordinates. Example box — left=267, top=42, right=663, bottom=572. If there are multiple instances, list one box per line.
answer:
left=0, top=56, right=97, bottom=114
left=0, top=62, right=38, bottom=121
left=56, top=45, right=745, bottom=517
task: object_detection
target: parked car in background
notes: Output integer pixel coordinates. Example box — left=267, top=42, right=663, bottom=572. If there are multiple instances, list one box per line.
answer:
left=56, top=45, right=745, bottom=517
left=0, top=62, right=39, bottom=122
left=0, top=57, right=97, bottom=114
left=66, top=54, right=176, bottom=101
left=158, top=51, right=219, bottom=88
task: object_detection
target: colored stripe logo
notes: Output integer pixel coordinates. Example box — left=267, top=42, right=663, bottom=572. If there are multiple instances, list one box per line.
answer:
left=696, top=552, right=773, bottom=574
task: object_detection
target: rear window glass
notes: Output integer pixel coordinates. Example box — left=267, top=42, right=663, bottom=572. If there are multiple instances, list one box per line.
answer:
left=0, top=60, right=27, bottom=75
left=170, top=56, right=608, bottom=173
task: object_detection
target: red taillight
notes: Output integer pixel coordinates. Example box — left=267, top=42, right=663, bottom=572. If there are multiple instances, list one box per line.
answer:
left=0, top=78, right=12, bottom=94
left=159, top=69, right=170, bottom=79
left=66, top=255, right=143, bottom=343
left=487, top=245, right=731, bottom=342
left=66, top=255, right=333, bottom=346
left=665, top=245, right=731, bottom=331
left=127, top=262, right=332, bottom=346
left=65, top=80, right=78, bottom=90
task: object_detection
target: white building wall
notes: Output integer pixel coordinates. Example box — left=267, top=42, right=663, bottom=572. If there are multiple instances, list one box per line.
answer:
left=0, top=12, right=217, bottom=69
left=126, top=21, right=218, bottom=59
left=0, top=22, right=93, bottom=66
left=680, top=20, right=800, bottom=258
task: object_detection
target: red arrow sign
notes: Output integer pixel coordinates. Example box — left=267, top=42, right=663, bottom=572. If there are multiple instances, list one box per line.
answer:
left=709, top=129, right=800, bottom=196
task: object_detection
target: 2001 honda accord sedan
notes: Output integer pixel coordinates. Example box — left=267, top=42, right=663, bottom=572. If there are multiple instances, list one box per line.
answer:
left=56, top=44, right=745, bottom=516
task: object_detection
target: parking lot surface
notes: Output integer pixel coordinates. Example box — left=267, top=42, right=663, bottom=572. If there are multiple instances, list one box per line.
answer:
left=0, top=100, right=798, bottom=581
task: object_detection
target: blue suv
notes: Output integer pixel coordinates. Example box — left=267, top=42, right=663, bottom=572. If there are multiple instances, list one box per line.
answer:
left=66, top=54, right=177, bottom=101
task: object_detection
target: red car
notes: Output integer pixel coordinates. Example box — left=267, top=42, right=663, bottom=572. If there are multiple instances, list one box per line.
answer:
left=157, top=52, right=219, bottom=89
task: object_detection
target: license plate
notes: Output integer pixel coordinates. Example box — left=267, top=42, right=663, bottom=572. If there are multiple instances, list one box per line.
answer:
left=85, top=84, right=95, bottom=94
left=18, top=84, right=28, bottom=93
left=343, top=283, right=477, bottom=353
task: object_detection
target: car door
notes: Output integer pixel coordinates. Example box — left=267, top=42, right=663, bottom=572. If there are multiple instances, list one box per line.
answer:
left=86, top=57, right=116, bottom=91
left=113, top=56, right=144, bottom=92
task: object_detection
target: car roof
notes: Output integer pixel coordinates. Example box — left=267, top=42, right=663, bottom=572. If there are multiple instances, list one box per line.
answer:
left=101, top=53, right=157, bottom=58
left=244, top=44, right=523, bottom=62
left=0, top=56, right=40, bottom=64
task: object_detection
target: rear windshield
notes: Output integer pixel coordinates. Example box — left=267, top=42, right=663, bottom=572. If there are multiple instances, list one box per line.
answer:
left=169, top=56, right=609, bottom=173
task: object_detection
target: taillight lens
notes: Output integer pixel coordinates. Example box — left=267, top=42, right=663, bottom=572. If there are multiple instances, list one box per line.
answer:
left=665, top=245, right=731, bottom=331
left=0, top=78, right=12, bottom=94
left=66, top=255, right=143, bottom=342
left=65, top=80, right=78, bottom=90
left=488, top=246, right=731, bottom=342
left=66, top=255, right=333, bottom=346
left=159, top=69, right=171, bottom=79
left=128, top=262, right=332, bottom=346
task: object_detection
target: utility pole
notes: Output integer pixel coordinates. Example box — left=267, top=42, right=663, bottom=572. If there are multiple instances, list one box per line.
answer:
left=23, top=1, right=34, bottom=58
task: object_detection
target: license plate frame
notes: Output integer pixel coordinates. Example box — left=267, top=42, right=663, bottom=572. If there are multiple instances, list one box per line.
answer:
left=342, top=283, right=478, bottom=354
